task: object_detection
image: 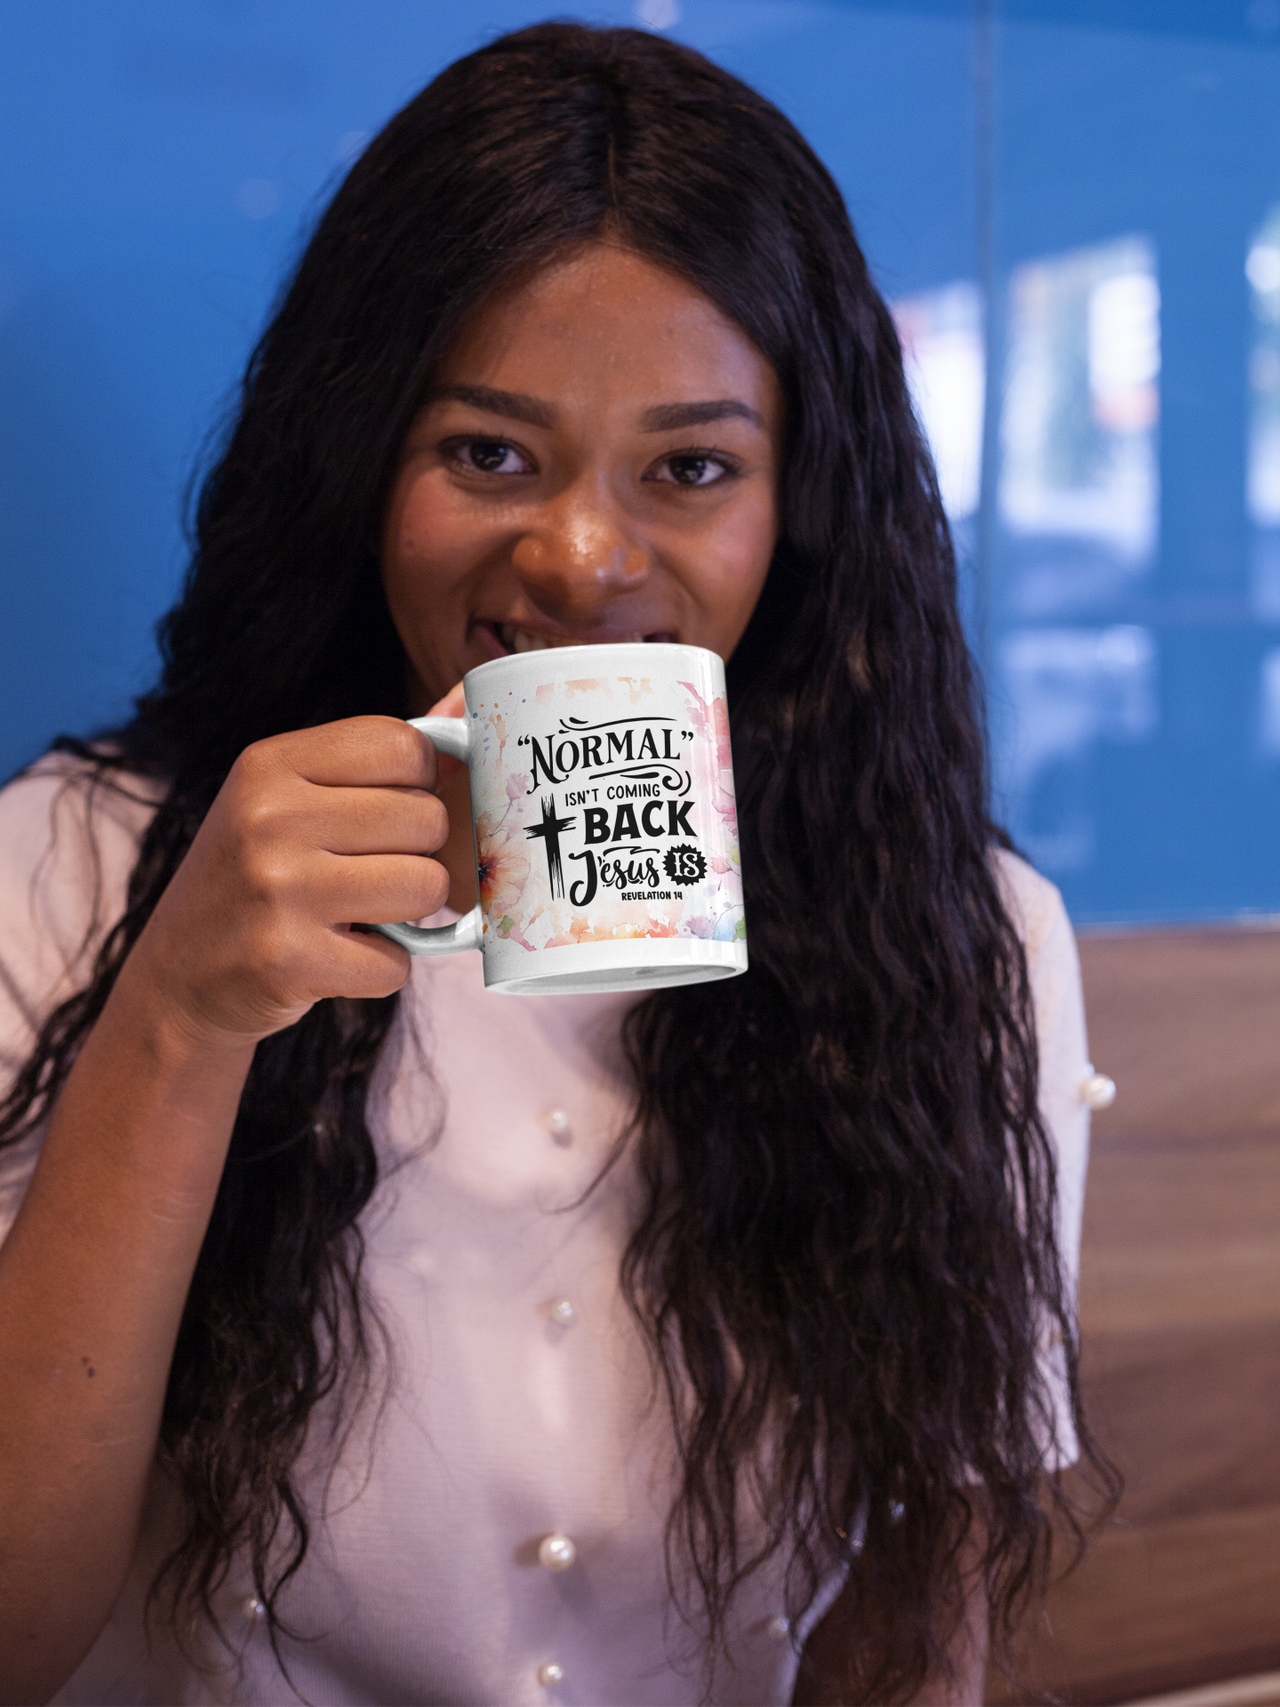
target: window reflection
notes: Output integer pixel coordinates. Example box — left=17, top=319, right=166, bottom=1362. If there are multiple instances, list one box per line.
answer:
left=999, top=625, right=1156, bottom=872
left=1249, top=205, right=1280, bottom=617
left=892, top=281, right=985, bottom=522
left=1260, top=647, right=1280, bottom=757
left=999, top=235, right=1160, bottom=616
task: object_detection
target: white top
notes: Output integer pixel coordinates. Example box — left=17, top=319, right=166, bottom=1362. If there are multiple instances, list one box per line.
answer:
left=0, top=757, right=1092, bottom=1707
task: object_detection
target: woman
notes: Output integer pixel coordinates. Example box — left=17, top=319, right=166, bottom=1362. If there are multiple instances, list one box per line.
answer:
left=0, top=22, right=1108, bottom=1706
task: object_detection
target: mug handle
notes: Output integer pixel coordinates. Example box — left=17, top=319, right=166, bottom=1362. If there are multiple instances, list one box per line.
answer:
left=365, top=715, right=483, bottom=956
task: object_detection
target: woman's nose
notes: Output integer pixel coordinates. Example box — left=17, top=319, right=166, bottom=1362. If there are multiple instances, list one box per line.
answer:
left=511, top=486, right=650, bottom=610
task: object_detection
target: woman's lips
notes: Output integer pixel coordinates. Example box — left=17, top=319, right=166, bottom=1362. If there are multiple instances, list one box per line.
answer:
left=474, top=620, right=676, bottom=656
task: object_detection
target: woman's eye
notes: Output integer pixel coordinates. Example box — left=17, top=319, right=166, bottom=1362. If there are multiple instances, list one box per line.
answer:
left=448, top=438, right=533, bottom=475
left=651, top=452, right=735, bottom=487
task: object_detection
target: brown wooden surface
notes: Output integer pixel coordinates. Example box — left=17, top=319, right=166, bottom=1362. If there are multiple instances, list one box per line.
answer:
left=987, top=927, right=1280, bottom=1704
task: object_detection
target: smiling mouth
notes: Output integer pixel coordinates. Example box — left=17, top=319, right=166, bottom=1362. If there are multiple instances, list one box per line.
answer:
left=481, top=622, right=675, bottom=654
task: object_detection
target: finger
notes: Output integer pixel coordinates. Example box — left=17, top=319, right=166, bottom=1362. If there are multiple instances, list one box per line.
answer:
left=272, top=931, right=437, bottom=1013
left=312, top=852, right=453, bottom=926
left=295, top=786, right=450, bottom=857
left=425, top=681, right=467, bottom=792
left=428, top=681, right=466, bottom=719
left=247, top=717, right=438, bottom=791
left=315, top=930, right=414, bottom=1002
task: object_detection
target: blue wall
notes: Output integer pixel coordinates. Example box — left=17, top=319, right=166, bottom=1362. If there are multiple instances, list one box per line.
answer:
left=3, top=0, right=1279, bottom=923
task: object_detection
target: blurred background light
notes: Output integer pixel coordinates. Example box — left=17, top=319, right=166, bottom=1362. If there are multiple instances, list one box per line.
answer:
left=634, top=0, right=680, bottom=31
left=999, top=237, right=1160, bottom=577
left=1000, top=623, right=1158, bottom=873
left=894, top=281, right=986, bottom=522
left=1249, top=208, right=1280, bottom=572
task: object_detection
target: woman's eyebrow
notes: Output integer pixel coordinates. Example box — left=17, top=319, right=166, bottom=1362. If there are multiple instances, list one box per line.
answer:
left=427, top=383, right=556, bottom=428
left=425, top=387, right=763, bottom=434
left=640, top=400, right=764, bottom=432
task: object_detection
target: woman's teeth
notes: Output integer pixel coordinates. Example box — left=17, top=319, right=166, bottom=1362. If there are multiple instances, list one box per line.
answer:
left=497, top=624, right=651, bottom=653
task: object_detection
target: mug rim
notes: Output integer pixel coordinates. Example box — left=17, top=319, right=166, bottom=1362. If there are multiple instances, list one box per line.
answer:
left=461, top=638, right=724, bottom=689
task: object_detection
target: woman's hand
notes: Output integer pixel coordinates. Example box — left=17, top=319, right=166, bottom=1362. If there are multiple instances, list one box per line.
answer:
left=423, top=678, right=468, bottom=791
left=123, top=714, right=452, bottom=1046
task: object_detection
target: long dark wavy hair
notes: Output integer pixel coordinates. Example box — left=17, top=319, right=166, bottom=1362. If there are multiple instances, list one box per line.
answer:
left=0, top=22, right=1112, bottom=1701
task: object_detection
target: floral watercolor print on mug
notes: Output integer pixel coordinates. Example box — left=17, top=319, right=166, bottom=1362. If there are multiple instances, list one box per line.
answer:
left=470, top=670, right=743, bottom=957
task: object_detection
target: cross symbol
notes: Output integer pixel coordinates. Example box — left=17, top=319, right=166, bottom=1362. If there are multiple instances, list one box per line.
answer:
left=525, top=795, right=577, bottom=900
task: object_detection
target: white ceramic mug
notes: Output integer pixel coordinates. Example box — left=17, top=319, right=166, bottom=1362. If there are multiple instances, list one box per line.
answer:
left=371, top=642, right=748, bottom=994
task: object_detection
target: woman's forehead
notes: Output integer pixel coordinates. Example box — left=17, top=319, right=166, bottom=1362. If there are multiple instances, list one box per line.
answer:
left=431, top=241, right=781, bottom=425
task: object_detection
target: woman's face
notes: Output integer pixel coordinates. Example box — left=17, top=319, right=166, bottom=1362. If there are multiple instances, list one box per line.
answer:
left=381, top=242, right=783, bottom=712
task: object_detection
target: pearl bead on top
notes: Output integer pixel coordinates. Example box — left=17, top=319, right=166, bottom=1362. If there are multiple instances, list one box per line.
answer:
left=544, top=1108, right=572, bottom=1140
left=1079, top=1067, right=1117, bottom=1110
left=537, top=1661, right=565, bottom=1685
left=548, top=1297, right=575, bottom=1325
left=537, top=1532, right=577, bottom=1571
